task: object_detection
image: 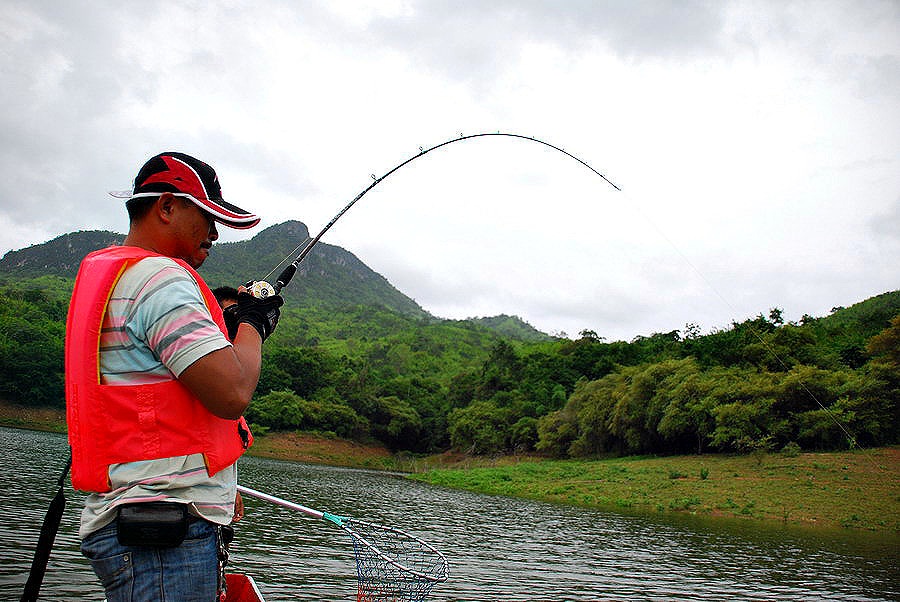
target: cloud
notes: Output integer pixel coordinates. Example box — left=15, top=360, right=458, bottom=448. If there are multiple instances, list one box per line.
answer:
left=364, top=0, right=729, bottom=87
left=870, top=197, right=900, bottom=243
left=1, top=1, right=897, bottom=339
left=0, top=3, right=148, bottom=234
left=0, top=1, right=324, bottom=244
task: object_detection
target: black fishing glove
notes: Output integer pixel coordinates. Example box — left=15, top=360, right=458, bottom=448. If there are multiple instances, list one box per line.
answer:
left=233, top=291, right=284, bottom=342
left=222, top=304, right=239, bottom=340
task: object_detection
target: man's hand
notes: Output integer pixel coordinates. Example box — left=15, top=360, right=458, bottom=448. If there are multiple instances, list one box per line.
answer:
left=222, top=304, right=239, bottom=340
left=233, top=292, right=283, bottom=342
left=233, top=490, right=244, bottom=523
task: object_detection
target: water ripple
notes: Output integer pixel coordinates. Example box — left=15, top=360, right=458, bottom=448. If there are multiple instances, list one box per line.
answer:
left=1, top=428, right=897, bottom=601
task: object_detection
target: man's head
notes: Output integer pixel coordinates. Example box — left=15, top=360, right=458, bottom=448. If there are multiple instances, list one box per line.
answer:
left=212, top=286, right=240, bottom=309
left=125, top=152, right=260, bottom=229
left=121, top=152, right=260, bottom=268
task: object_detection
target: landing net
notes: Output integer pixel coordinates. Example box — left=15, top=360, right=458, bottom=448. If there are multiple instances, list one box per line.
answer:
left=343, top=519, right=449, bottom=602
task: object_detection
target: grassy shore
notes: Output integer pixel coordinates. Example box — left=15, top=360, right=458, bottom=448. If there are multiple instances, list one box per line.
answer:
left=0, top=403, right=67, bottom=433
left=3, top=402, right=896, bottom=532
left=409, top=448, right=900, bottom=532
left=0, top=402, right=405, bottom=469
left=247, top=430, right=398, bottom=470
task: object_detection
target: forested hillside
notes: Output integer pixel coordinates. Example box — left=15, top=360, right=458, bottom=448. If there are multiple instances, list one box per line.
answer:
left=0, top=223, right=430, bottom=318
left=1, top=227, right=897, bottom=457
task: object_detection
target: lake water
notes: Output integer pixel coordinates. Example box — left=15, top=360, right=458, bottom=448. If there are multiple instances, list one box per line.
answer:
left=1, top=427, right=897, bottom=601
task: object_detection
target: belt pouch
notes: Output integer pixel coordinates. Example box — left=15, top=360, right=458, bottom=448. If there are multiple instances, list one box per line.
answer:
left=116, top=502, right=189, bottom=548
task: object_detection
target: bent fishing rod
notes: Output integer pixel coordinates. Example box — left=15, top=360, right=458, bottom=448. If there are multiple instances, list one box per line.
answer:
left=242, top=131, right=870, bottom=456
left=244, top=132, right=622, bottom=299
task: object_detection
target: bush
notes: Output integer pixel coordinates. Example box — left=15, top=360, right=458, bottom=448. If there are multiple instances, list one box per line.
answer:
left=780, top=441, right=802, bottom=457
left=246, top=390, right=367, bottom=438
left=248, top=423, right=270, bottom=437
left=448, top=401, right=513, bottom=454
left=510, top=416, right=538, bottom=452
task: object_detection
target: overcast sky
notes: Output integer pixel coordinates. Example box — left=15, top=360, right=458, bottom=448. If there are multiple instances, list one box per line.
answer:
left=1, top=1, right=898, bottom=340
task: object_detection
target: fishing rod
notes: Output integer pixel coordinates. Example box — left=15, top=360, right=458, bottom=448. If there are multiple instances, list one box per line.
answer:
left=244, top=132, right=621, bottom=299
left=243, top=130, right=876, bottom=459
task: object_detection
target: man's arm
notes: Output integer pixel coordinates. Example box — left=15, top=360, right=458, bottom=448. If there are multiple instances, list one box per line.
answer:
left=176, top=289, right=282, bottom=419
left=177, top=323, right=262, bottom=420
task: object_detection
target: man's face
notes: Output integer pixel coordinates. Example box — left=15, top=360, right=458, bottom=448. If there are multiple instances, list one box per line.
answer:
left=174, top=198, right=219, bottom=268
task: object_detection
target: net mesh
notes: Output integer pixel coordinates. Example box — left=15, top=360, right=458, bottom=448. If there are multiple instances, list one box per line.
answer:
left=345, top=519, right=449, bottom=602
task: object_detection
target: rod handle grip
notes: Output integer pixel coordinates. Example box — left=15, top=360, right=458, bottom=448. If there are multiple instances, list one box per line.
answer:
left=274, top=264, right=297, bottom=294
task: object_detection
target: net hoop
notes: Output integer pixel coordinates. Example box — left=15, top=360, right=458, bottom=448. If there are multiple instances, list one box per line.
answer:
left=344, top=518, right=449, bottom=583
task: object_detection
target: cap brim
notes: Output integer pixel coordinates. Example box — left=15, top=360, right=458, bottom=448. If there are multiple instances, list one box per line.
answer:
left=211, top=214, right=261, bottom=230
left=111, top=191, right=261, bottom=229
left=190, top=196, right=261, bottom=230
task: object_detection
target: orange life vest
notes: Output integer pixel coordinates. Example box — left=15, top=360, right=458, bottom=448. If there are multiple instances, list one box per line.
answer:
left=66, top=246, right=252, bottom=492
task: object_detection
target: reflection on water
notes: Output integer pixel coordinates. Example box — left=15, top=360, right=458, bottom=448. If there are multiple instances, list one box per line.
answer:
left=1, top=427, right=897, bottom=601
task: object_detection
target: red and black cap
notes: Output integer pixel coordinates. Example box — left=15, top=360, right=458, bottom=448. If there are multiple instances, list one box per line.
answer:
left=118, top=152, right=260, bottom=229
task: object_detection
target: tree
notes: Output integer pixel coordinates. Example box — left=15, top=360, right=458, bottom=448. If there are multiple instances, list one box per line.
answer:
left=710, top=398, right=775, bottom=451
left=605, top=360, right=695, bottom=455
left=658, top=365, right=718, bottom=454
left=477, top=341, right=522, bottom=397
left=566, top=374, right=622, bottom=456
left=683, top=322, right=702, bottom=340
left=769, top=307, right=785, bottom=326
left=447, top=401, right=513, bottom=454
left=0, top=297, right=65, bottom=407
left=536, top=407, right=579, bottom=458
left=259, top=346, right=337, bottom=398
left=245, top=390, right=367, bottom=438
left=510, top=416, right=539, bottom=452
left=370, top=395, right=423, bottom=451
left=866, top=314, right=900, bottom=366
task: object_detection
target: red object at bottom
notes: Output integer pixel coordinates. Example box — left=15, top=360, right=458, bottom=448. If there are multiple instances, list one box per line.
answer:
left=224, top=573, right=265, bottom=602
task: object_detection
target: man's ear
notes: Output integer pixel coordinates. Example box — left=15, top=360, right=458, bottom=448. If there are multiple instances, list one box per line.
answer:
left=156, top=192, right=178, bottom=224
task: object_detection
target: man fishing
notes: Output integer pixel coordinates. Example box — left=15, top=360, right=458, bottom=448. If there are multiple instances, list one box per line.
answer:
left=65, top=152, right=283, bottom=601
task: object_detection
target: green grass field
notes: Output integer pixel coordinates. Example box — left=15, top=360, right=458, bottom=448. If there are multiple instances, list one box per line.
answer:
left=409, top=447, right=900, bottom=532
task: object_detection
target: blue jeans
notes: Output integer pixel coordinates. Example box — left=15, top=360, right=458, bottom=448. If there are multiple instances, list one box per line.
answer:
left=81, top=517, right=219, bottom=602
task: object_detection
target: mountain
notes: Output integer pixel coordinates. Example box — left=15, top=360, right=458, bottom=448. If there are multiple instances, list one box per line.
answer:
left=200, top=221, right=431, bottom=318
left=0, top=221, right=552, bottom=340
left=0, top=230, right=125, bottom=276
left=0, top=222, right=428, bottom=317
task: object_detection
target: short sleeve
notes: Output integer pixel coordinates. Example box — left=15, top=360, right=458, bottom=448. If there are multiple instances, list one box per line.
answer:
left=125, top=258, right=231, bottom=377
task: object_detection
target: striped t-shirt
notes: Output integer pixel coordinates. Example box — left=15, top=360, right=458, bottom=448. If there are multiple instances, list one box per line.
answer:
left=79, top=256, right=237, bottom=538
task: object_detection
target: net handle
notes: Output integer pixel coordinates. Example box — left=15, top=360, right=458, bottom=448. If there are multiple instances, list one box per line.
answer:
left=237, top=485, right=346, bottom=525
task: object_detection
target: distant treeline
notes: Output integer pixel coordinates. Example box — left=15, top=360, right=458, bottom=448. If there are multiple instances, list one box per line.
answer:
left=1, top=276, right=897, bottom=457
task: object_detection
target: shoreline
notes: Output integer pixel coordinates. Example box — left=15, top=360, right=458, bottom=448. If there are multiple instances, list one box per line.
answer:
left=3, top=403, right=897, bottom=533
left=408, top=447, right=900, bottom=533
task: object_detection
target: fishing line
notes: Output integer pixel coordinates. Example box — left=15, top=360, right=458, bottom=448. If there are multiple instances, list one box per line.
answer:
left=249, top=132, right=620, bottom=297
left=262, top=236, right=312, bottom=283
left=251, top=130, right=876, bottom=460
left=618, top=187, right=868, bottom=456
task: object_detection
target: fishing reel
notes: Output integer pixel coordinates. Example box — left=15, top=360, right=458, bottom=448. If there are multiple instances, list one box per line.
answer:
left=245, top=263, right=297, bottom=299
left=245, top=280, right=277, bottom=299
